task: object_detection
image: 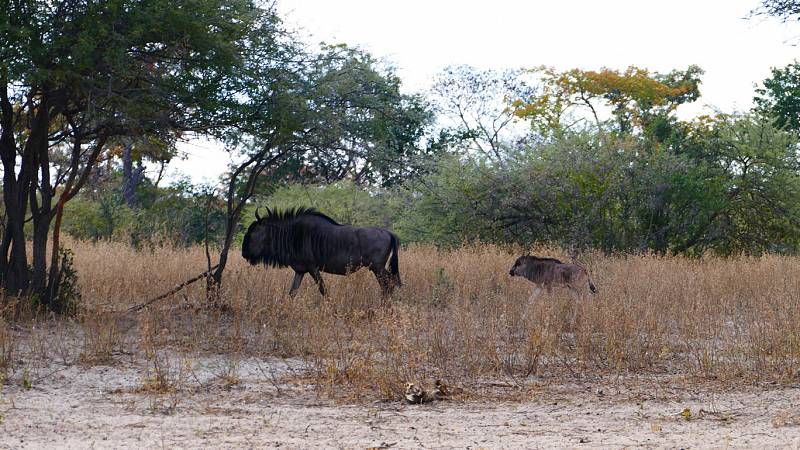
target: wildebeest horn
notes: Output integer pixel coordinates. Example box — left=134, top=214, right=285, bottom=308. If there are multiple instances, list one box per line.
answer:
left=255, top=208, right=261, bottom=221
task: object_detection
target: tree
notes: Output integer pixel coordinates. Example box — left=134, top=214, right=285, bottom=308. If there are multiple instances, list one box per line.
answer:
left=399, top=113, right=800, bottom=256
left=674, top=114, right=800, bottom=254
left=210, top=45, right=434, bottom=290
left=0, top=0, right=289, bottom=310
left=514, top=65, right=703, bottom=140
left=754, top=61, right=800, bottom=132
left=115, top=135, right=179, bottom=208
left=431, top=65, right=535, bottom=161
left=288, top=47, right=435, bottom=187
left=752, top=0, right=800, bottom=21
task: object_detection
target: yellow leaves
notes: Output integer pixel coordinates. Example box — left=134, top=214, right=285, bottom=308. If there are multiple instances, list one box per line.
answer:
left=513, top=65, right=700, bottom=134
left=580, top=66, right=690, bottom=107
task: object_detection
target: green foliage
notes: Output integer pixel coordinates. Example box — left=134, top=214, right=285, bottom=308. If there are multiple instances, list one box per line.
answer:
left=755, top=61, right=800, bottom=132
left=221, top=111, right=800, bottom=257
left=63, top=195, right=133, bottom=242
left=128, top=182, right=227, bottom=248
left=679, top=114, right=800, bottom=254
left=1, top=0, right=299, bottom=302
left=394, top=155, right=493, bottom=245
left=394, top=114, right=800, bottom=255
left=34, top=35, right=800, bottom=261
left=63, top=181, right=226, bottom=248
left=259, top=181, right=395, bottom=228
left=298, top=46, right=436, bottom=187
left=222, top=44, right=437, bottom=196
left=1, top=0, right=280, bottom=137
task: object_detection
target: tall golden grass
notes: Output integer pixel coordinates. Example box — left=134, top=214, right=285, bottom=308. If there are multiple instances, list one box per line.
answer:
left=3, top=239, right=800, bottom=400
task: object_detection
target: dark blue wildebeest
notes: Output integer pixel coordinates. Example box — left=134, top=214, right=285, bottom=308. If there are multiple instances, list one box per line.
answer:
left=241, top=207, right=401, bottom=297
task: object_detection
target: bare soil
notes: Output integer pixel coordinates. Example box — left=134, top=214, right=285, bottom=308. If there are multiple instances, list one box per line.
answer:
left=2, top=357, right=799, bottom=449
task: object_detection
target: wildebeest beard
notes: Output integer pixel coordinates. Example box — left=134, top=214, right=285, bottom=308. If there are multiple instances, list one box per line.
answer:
left=241, top=207, right=346, bottom=269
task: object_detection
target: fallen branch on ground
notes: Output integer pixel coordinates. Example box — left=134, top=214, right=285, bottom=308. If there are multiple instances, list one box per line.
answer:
left=127, top=264, right=220, bottom=313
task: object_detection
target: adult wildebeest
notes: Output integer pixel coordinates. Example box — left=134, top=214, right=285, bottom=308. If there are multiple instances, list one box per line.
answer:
left=508, top=255, right=597, bottom=298
left=241, top=207, right=401, bottom=297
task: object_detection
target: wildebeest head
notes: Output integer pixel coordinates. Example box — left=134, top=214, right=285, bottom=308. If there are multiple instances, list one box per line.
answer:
left=241, top=206, right=342, bottom=268
left=241, top=210, right=268, bottom=265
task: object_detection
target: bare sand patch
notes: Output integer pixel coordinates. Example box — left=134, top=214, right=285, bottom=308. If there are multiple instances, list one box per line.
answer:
left=2, top=358, right=799, bottom=449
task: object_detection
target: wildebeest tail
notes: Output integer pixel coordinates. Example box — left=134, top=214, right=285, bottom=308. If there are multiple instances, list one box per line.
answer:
left=389, top=233, right=400, bottom=280
left=574, top=261, right=597, bottom=294
left=588, top=277, right=597, bottom=294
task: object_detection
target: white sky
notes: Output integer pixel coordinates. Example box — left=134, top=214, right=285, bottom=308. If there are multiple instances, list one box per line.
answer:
left=171, top=0, right=799, bottom=184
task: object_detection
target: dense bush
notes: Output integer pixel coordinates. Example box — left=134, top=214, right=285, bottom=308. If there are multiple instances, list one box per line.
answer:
left=247, top=114, right=800, bottom=256
left=62, top=182, right=227, bottom=249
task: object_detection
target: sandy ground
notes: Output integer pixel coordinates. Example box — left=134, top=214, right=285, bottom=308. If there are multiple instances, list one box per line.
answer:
left=2, top=357, right=800, bottom=449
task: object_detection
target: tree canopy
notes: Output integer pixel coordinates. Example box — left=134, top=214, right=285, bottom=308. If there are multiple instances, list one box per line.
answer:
left=0, top=0, right=300, bottom=307
left=513, top=65, right=703, bottom=140
left=755, top=61, right=800, bottom=133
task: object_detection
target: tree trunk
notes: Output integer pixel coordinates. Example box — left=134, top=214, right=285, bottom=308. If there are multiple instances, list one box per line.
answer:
left=122, top=141, right=144, bottom=208
left=0, top=91, right=49, bottom=294
left=31, top=102, right=54, bottom=295
left=210, top=146, right=286, bottom=291
left=0, top=77, right=17, bottom=288
left=30, top=198, right=52, bottom=294
left=44, top=197, right=66, bottom=311
left=0, top=227, right=11, bottom=283
left=44, top=133, right=108, bottom=311
left=211, top=215, right=237, bottom=287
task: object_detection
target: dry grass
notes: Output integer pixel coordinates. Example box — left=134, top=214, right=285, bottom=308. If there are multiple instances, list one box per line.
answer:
left=2, top=240, right=800, bottom=401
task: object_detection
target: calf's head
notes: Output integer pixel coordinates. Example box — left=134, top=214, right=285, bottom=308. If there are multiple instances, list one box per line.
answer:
left=509, top=256, right=529, bottom=277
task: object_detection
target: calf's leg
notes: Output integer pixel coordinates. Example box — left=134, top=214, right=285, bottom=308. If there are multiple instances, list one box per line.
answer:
left=567, top=283, right=583, bottom=300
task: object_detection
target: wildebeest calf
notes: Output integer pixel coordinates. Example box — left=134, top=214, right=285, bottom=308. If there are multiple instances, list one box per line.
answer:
left=509, top=255, right=597, bottom=298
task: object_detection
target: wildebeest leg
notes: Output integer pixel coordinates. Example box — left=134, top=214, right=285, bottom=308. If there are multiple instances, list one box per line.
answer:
left=309, top=269, right=327, bottom=297
left=529, top=286, right=542, bottom=301
left=289, top=271, right=305, bottom=297
left=371, top=267, right=392, bottom=297
left=567, top=284, right=582, bottom=301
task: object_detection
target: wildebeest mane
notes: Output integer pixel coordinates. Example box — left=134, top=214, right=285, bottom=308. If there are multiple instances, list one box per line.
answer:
left=243, top=207, right=347, bottom=269
left=523, top=255, right=563, bottom=264
left=257, top=206, right=340, bottom=226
